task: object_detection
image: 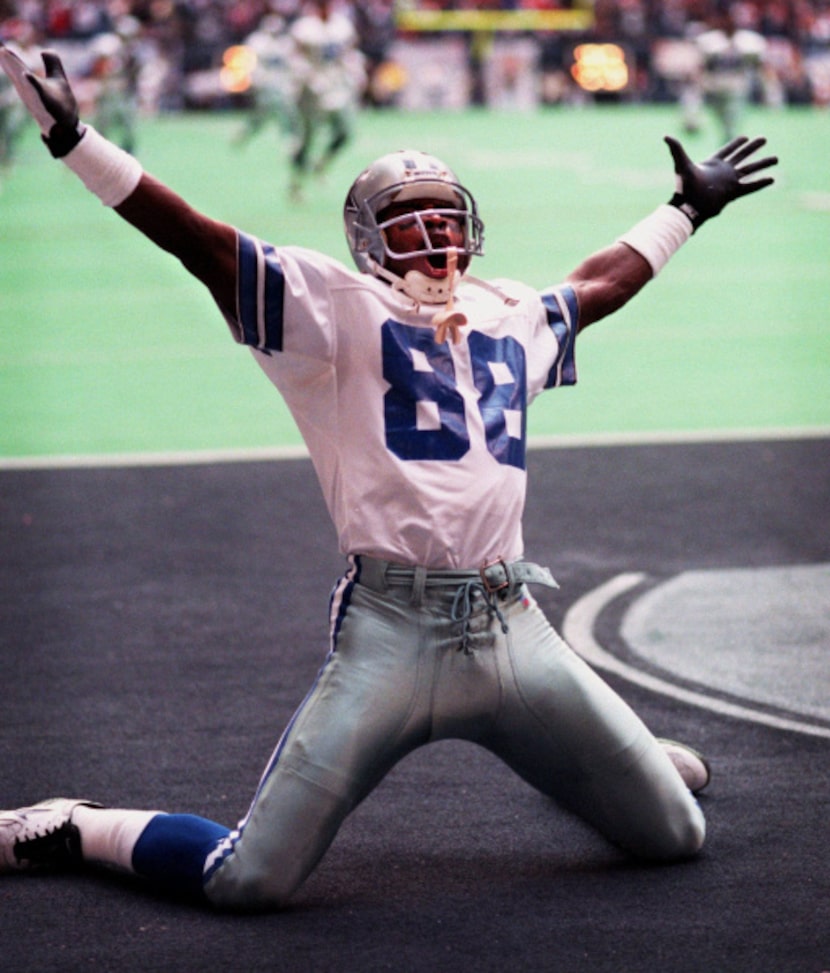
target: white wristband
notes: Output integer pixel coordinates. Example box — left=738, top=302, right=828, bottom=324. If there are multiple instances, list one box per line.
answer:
left=617, top=204, right=693, bottom=276
left=61, top=125, right=143, bottom=207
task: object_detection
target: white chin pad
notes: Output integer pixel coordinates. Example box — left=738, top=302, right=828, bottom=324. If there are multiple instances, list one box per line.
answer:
left=400, top=269, right=457, bottom=305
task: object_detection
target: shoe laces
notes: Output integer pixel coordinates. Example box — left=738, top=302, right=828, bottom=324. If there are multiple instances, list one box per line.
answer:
left=13, top=816, right=81, bottom=868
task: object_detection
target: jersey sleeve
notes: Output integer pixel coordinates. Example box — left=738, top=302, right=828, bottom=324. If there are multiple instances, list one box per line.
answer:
left=228, top=232, right=286, bottom=353
left=224, top=234, right=338, bottom=361
left=539, top=284, right=579, bottom=389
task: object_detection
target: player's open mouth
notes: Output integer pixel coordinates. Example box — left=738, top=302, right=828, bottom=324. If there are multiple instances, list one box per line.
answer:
left=427, top=253, right=448, bottom=272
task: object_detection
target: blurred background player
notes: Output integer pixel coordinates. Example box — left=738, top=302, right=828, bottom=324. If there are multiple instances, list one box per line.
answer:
left=285, top=0, right=365, bottom=202
left=0, top=19, right=38, bottom=179
left=681, top=6, right=769, bottom=141
left=233, top=14, right=296, bottom=157
left=0, top=48, right=25, bottom=173
left=84, top=15, right=142, bottom=154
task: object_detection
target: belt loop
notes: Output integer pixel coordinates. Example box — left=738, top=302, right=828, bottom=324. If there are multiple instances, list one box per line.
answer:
left=356, top=556, right=389, bottom=592
left=379, top=558, right=391, bottom=592
left=411, top=565, right=427, bottom=606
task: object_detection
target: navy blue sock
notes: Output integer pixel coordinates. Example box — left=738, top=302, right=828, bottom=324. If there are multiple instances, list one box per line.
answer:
left=132, top=814, right=230, bottom=900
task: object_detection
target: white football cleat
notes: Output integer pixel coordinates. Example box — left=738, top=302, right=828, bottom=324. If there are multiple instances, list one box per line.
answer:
left=658, top=739, right=711, bottom=794
left=0, top=798, right=100, bottom=872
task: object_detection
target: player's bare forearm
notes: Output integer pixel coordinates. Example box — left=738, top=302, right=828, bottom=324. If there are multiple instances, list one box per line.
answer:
left=115, top=175, right=238, bottom=317
left=566, top=242, right=653, bottom=330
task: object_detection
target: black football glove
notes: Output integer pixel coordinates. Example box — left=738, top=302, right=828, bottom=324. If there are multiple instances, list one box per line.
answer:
left=665, top=135, right=778, bottom=232
left=0, top=43, right=84, bottom=157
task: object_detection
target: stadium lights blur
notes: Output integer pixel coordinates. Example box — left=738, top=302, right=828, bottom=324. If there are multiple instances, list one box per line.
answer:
left=571, top=43, right=629, bottom=92
left=220, top=45, right=257, bottom=94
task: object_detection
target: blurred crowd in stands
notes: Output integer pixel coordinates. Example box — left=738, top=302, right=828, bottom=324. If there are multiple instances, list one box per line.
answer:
left=1, top=0, right=828, bottom=111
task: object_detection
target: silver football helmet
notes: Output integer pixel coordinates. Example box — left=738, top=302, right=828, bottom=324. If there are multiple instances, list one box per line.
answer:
left=343, top=150, right=485, bottom=304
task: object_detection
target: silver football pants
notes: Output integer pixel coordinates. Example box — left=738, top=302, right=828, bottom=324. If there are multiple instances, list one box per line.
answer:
left=205, top=560, right=705, bottom=909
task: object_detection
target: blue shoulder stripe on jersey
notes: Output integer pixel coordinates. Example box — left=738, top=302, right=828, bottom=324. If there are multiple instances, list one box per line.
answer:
left=237, top=232, right=286, bottom=352
left=541, top=284, right=578, bottom=388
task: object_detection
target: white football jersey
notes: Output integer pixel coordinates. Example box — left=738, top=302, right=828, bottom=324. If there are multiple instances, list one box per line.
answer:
left=288, top=10, right=365, bottom=111
left=698, top=28, right=767, bottom=96
left=224, top=235, right=578, bottom=568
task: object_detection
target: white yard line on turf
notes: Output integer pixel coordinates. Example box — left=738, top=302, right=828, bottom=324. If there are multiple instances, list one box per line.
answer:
left=1, top=426, right=828, bottom=471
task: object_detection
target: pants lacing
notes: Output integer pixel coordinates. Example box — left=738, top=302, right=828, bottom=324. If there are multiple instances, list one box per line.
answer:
left=450, top=579, right=510, bottom=654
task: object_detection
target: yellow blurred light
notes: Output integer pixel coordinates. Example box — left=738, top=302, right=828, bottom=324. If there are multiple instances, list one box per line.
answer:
left=571, top=43, right=629, bottom=92
left=220, top=45, right=257, bottom=93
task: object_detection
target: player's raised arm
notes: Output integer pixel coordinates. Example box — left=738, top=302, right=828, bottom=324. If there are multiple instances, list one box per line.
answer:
left=0, top=43, right=237, bottom=317
left=567, top=134, right=778, bottom=330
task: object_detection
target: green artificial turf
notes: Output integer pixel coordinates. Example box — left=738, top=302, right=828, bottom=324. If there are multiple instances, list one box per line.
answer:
left=1, top=103, right=828, bottom=458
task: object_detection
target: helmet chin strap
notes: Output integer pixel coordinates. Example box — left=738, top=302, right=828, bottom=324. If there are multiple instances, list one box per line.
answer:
left=429, top=248, right=468, bottom=345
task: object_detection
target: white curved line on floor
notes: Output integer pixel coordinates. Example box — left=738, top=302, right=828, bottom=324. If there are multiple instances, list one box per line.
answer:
left=562, top=572, right=830, bottom=740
